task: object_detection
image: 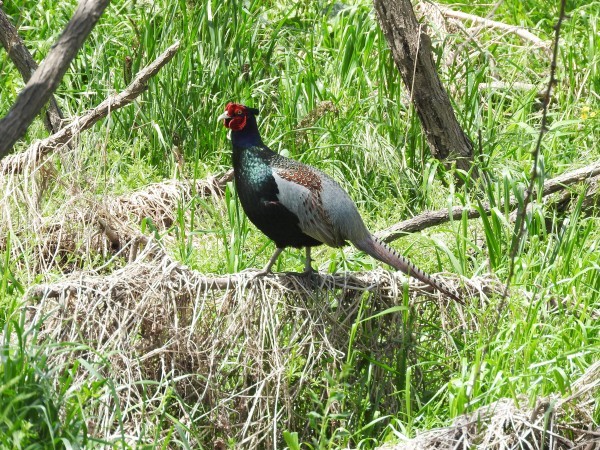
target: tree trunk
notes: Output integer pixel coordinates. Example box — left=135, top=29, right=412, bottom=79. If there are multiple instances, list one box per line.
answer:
left=373, top=0, right=474, bottom=174
left=0, top=8, right=64, bottom=134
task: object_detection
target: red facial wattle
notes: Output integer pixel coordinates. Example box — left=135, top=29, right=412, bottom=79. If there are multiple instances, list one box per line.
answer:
left=222, top=103, right=248, bottom=131
left=227, top=114, right=247, bottom=131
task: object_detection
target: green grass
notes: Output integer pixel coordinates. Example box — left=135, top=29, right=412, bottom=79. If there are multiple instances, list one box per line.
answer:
left=0, top=313, right=89, bottom=448
left=1, top=0, right=599, bottom=447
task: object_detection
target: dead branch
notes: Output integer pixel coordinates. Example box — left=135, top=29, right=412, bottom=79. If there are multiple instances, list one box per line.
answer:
left=0, top=0, right=110, bottom=158
left=0, top=8, right=64, bottom=133
left=536, top=161, right=600, bottom=196
left=551, top=175, right=600, bottom=216
left=435, top=4, right=548, bottom=49
left=0, top=41, right=180, bottom=176
left=479, top=81, right=537, bottom=92
left=28, top=264, right=476, bottom=301
left=27, top=239, right=489, bottom=302
left=377, top=161, right=600, bottom=242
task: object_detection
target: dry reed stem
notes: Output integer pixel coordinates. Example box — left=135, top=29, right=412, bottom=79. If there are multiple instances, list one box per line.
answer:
left=433, top=4, right=548, bottom=49
left=417, top=1, right=549, bottom=103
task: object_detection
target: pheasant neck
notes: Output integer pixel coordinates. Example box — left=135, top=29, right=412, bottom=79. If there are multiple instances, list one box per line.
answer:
left=231, top=115, right=263, bottom=149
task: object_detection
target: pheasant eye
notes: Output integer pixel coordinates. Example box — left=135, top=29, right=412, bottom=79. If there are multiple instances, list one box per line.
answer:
left=235, top=110, right=243, bottom=115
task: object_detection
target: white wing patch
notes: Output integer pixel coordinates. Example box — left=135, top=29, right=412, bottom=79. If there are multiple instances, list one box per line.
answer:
left=272, top=171, right=344, bottom=247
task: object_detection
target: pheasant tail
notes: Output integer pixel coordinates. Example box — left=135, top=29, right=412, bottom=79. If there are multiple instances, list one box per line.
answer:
left=353, top=235, right=462, bottom=304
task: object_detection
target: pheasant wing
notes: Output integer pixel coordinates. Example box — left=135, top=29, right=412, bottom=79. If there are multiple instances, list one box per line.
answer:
left=271, top=164, right=344, bottom=247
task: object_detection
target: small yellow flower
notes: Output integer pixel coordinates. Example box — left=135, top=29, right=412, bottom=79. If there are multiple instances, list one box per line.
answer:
left=581, top=106, right=597, bottom=120
left=581, top=106, right=590, bottom=120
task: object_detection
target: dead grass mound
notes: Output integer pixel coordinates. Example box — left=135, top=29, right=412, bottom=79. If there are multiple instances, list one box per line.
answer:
left=27, top=241, right=479, bottom=447
left=0, top=169, right=232, bottom=273
left=378, top=367, right=600, bottom=450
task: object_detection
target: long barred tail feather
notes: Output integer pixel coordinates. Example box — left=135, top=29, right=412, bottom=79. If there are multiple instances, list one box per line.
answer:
left=352, top=235, right=463, bottom=304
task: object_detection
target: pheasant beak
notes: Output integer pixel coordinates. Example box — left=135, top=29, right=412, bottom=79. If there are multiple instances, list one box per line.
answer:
left=217, top=111, right=231, bottom=121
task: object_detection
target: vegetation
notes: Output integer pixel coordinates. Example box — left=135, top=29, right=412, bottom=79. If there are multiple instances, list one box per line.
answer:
left=0, top=0, right=598, bottom=448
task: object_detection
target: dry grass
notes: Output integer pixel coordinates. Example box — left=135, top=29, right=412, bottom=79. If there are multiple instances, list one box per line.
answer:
left=25, top=237, right=486, bottom=447
left=378, top=364, right=600, bottom=450
left=0, top=157, right=231, bottom=274
left=26, top=234, right=599, bottom=448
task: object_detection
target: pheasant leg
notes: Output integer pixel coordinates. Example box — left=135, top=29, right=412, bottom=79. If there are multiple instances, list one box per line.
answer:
left=256, top=247, right=284, bottom=276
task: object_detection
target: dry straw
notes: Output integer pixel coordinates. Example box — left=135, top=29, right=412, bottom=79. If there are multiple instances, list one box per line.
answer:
left=26, top=236, right=484, bottom=447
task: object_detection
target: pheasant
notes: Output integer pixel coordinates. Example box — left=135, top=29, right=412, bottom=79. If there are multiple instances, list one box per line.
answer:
left=217, top=103, right=461, bottom=303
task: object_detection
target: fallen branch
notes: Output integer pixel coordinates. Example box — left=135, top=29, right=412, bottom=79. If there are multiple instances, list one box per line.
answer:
left=479, top=81, right=537, bottom=92
left=479, top=81, right=547, bottom=101
left=0, top=7, right=64, bottom=133
left=0, top=41, right=180, bottom=176
left=377, top=161, right=600, bottom=242
left=551, top=174, right=600, bottom=216
left=436, top=4, right=548, bottom=49
left=0, top=0, right=110, bottom=158
left=27, top=239, right=490, bottom=302
left=29, top=265, right=477, bottom=301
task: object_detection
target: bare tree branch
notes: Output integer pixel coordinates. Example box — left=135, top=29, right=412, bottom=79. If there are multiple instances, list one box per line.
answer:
left=0, top=41, right=180, bottom=175
left=29, top=269, right=490, bottom=301
left=27, top=239, right=485, bottom=302
left=377, top=160, right=600, bottom=242
left=479, top=80, right=541, bottom=94
left=0, top=7, right=64, bottom=133
left=435, top=4, right=548, bottom=49
left=0, top=0, right=110, bottom=159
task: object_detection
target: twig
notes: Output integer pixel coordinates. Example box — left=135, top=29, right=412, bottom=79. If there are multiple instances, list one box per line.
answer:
left=460, top=0, right=569, bottom=413
left=0, top=41, right=180, bottom=175
left=503, top=0, right=567, bottom=300
left=0, top=0, right=111, bottom=159
left=0, top=8, right=64, bottom=133
left=436, top=4, right=549, bottom=49
left=479, top=81, right=547, bottom=101
left=96, top=216, right=120, bottom=250
left=377, top=160, right=600, bottom=242
left=479, top=81, right=537, bottom=92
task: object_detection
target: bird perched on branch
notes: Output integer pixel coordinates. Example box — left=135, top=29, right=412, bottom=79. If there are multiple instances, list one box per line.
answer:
left=218, top=103, right=461, bottom=303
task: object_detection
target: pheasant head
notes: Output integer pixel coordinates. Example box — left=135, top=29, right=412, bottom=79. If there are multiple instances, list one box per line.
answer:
left=217, top=103, right=260, bottom=131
